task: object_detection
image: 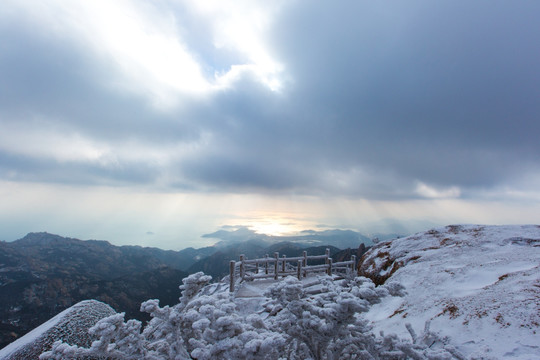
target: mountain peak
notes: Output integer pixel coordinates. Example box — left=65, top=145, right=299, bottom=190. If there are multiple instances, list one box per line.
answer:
left=17, top=232, right=73, bottom=244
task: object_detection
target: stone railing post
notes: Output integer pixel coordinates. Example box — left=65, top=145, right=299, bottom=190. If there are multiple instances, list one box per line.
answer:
left=229, top=260, right=235, bottom=292
left=239, top=254, right=245, bottom=280
left=274, top=252, right=279, bottom=280
left=327, top=258, right=333, bottom=276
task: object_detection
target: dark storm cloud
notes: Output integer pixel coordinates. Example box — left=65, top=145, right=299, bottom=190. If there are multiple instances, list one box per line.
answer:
left=199, top=1, right=540, bottom=195
left=263, top=1, right=540, bottom=186
left=1, top=1, right=539, bottom=199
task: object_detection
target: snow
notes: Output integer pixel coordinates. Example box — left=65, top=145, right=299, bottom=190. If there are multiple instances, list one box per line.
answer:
left=362, top=225, right=540, bottom=359
left=236, top=279, right=277, bottom=298
left=233, top=276, right=324, bottom=321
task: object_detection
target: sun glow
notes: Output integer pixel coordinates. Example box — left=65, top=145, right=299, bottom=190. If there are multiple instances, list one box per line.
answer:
left=249, top=222, right=294, bottom=237
left=234, top=214, right=309, bottom=237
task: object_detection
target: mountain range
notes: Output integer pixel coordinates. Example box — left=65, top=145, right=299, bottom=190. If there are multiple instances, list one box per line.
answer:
left=0, top=231, right=370, bottom=349
left=202, top=227, right=377, bottom=249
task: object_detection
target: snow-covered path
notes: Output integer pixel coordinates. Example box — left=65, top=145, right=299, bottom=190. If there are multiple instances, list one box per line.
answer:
left=236, top=278, right=278, bottom=298
left=235, top=273, right=333, bottom=299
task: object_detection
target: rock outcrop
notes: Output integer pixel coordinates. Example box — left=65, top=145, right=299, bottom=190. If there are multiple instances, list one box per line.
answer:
left=0, top=300, right=116, bottom=360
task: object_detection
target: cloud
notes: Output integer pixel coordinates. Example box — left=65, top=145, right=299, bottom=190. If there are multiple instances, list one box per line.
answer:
left=415, top=182, right=461, bottom=199
left=1, top=0, right=286, bottom=110
left=0, top=0, right=539, bottom=204
left=182, top=0, right=286, bottom=91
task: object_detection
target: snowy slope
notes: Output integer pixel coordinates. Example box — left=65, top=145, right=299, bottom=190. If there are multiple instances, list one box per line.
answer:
left=360, top=225, right=540, bottom=359
left=0, top=300, right=116, bottom=360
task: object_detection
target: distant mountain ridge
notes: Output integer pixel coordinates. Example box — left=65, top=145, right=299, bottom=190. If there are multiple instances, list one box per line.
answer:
left=9, top=232, right=215, bottom=273
left=203, top=227, right=375, bottom=249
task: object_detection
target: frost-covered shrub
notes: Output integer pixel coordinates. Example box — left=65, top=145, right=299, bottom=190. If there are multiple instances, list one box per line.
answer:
left=41, top=272, right=461, bottom=360
left=264, top=276, right=393, bottom=359
left=263, top=276, right=459, bottom=360
left=41, top=272, right=283, bottom=360
left=178, top=292, right=284, bottom=359
left=40, top=272, right=214, bottom=360
left=41, top=313, right=151, bottom=359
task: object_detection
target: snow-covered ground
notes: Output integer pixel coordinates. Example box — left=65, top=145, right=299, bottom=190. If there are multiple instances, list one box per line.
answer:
left=235, top=275, right=325, bottom=298
left=361, top=224, right=540, bottom=359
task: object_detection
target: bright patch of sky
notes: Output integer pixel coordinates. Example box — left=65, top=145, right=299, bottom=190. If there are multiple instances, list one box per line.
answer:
left=3, top=0, right=284, bottom=109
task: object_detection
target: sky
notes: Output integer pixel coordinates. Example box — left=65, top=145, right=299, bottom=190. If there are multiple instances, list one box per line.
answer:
left=1, top=0, right=539, bottom=250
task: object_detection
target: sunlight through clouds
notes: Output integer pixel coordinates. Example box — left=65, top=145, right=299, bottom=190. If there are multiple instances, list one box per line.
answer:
left=4, top=0, right=285, bottom=109
left=183, top=0, right=286, bottom=92
left=229, top=213, right=307, bottom=237
left=84, top=0, right=213, bottom=102
left=415, top=182, right=461, bottom=199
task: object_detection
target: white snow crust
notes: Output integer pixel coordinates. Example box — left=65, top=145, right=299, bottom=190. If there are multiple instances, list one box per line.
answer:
left=361, top=225, right=540, bottom=359
left=0, top=300, right=116, bottom=360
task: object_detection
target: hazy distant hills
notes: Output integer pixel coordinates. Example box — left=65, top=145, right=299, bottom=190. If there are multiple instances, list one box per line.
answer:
left=3, top=232, right=215, bottom=273
left=203, top=227, right=375, bottom=250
